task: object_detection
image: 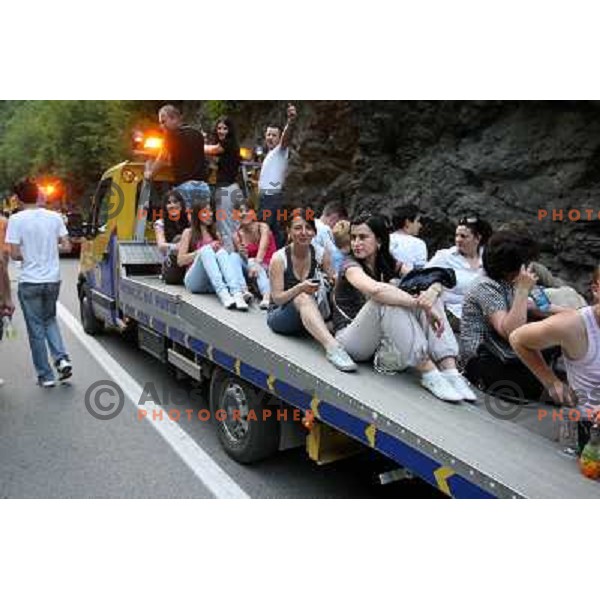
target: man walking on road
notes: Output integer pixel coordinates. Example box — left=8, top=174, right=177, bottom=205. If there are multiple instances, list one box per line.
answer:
left=258, top=104, right=298, bottom=248
left=0, top=212, right=15, bottom=387
left=5, top=180, right=73, bottom=387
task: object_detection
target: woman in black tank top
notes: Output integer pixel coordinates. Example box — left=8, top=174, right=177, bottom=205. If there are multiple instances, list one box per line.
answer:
left=267, top=208, right=357, bottom=372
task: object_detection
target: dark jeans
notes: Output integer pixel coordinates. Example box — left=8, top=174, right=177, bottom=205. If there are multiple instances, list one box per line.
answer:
left=259, top=192, right=286, bottom=249
left=18, top=282, right=69, bottom=383
left=267, top=302, right=305, bottom=335
left=464, top=349, right=546, bottom=401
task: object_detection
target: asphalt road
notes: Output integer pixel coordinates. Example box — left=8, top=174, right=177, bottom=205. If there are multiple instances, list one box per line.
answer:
left=0, top=257, right=443, bottom=499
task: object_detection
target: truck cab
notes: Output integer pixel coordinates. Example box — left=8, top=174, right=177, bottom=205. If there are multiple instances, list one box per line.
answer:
left=77, top=159, right=174, bottom=334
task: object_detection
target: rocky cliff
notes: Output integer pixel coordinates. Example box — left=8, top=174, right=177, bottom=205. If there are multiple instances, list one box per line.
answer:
left=202, top=100, right=600, bottom=293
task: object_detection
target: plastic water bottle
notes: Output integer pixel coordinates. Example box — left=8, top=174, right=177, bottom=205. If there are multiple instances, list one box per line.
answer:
left=558, top=408, right=579, bottom=458
left=530, top=286, right=551, bottom=312
left=579, top=424, right=600, bottom=480
left=2, top=316, right=16, bottom=340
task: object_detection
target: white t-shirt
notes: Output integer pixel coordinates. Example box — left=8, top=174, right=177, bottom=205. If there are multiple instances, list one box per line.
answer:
left=258, top=145, right=289, bottom=192
left=389, top=232, right=428, bottom=271
left=312, top=218, right=336, bottom=261
left=427, top=246, right=485, bottom=319
left=5, top=208, right=68, bottom=283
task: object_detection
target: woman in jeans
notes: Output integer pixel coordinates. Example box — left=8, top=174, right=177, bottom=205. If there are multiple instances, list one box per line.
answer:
left=267, top=208, right=357, bottom=372
left=333, top=213, right=476, bottom=402
left=177, top=198, right=248, bottom=310
left=204, top=115, right=241, bottom=252
left=228, top=199, right=276, bottom=310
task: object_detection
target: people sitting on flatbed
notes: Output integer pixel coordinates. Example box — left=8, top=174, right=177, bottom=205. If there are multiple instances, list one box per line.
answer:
left=427, top=215, right=493, bottom=331
left=510, top=263, right=600, bottom=453
left=154, top=189, right=189, bottom=257
left=267, top=208, right=357, bottom=372
left=459, top=230, right=566, bottom=401
left=331, top=213, right=476, bottom=402
left=312, top=200, right=348, bottom=264
left=389, top=204, right=428, bottom=272
left=228, top=198, right=276, bottom=310
left=177, top=198, right=249, bottom=311
left=330, top=219, right=351, bottom=278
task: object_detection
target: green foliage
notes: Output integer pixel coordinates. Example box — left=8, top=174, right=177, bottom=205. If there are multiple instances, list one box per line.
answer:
left=204, top=100, right=230, bottom=124
left=0, top=101, right=155, bottom=198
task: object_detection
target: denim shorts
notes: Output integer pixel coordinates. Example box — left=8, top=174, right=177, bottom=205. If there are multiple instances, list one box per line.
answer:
left=267, top=302, right=304, bottom=335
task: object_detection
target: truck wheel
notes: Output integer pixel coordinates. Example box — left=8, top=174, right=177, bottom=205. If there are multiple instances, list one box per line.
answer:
left=211, top=371, right=280, bottom=464
left=80, top=288, right=104, bottom=336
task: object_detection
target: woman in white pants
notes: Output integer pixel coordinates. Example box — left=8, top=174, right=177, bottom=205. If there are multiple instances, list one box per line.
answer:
left=332, top=213, right=476, bottom=402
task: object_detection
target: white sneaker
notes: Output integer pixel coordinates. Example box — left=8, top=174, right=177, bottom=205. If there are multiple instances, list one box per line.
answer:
left=326, top=345, right=357, bottom=372
left=38, top=379, right=57, bottom=388
left=233, top=292, right=249, bottom=312
left=217, top=290, right=235, bottom=309
left=56, top=358, right=73, bottom=381
left=442, top=370, right=477, bottom=402
left=259, top=297, right=270, bottom=311
left=420, top=370, right=462, bottom=403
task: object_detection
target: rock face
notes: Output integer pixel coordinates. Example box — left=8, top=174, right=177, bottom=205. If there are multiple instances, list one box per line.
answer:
left=215, top=101, right=600, bottom=293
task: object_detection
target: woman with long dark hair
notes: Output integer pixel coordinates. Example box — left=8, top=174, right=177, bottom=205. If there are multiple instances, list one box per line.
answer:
left=228, top=198, right=276, bottom=309
left=205, top=115, right=241, bottom=252
left=332, top=213, right=476, bottom=402
left=267, top=208, right=357, bottom=372
left=154, top=189, right=190, bottom=256
left=177, top=197, right=248, bottom=310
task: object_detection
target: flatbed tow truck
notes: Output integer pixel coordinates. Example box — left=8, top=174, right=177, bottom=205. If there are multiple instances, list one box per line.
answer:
left=77, top=137, right=600, bottom=499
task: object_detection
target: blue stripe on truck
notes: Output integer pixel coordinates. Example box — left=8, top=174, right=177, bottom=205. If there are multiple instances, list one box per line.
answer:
left=134, top=308, right=495, bottom=499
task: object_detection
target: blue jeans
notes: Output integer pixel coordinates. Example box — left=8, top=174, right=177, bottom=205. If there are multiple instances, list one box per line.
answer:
left=184, top=246, right=240, bottom=295
left=174, top=181, right=211, bottom=210
left=228, top=253, right=270, bottom=297
left=18, top=282, right=69, bottom=383
left=267, top=302, right=304, bottom=335
left=214, top=183, right=241, bottom=253
left=259, top=192, right=286, bottom=249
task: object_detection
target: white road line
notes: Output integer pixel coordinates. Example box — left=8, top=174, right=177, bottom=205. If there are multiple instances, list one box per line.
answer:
left=57, top=302, right=250, bottom=499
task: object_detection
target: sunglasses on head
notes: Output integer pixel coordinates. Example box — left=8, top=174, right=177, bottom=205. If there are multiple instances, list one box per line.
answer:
left=459, top=216, right=479, bottom=225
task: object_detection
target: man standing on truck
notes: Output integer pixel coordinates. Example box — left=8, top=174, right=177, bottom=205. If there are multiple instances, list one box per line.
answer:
left=5, top=180, right=73, bottom=387
left=144, top=104, right=210, bottom=205
left=258, top=104, right=297, bottom=248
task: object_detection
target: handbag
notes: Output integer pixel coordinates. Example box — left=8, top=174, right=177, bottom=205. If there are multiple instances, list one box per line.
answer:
left=162, top=250, right=186, bottom=285
left=314, top=267, right=332, bottom=321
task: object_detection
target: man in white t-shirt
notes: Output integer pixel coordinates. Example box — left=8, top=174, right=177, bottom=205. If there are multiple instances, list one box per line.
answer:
left=258, top=104, right=297, bottom=248
left=5, top=180, right=73, bottom=387
left=389, top=204, right=428, bottom=271
left=312, top=200, right=348, bottom=262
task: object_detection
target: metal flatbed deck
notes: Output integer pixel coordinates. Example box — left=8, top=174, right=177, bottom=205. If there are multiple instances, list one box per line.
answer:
left=119, top=273, right=600, bottom=499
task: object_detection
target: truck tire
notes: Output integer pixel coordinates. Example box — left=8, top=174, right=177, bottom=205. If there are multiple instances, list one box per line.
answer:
left=211, top=371, right=280, bottom=464
left=80, top=288, right=104, bottom=336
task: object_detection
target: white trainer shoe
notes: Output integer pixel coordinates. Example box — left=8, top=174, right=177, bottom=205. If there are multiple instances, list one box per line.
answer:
left=442, top=370, right=477, bottom=402
left=217, top=290, right=235, bottom=309
left=420, top=370, right=463, bottom=403
left=233, top=292, right=249, bottom=312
